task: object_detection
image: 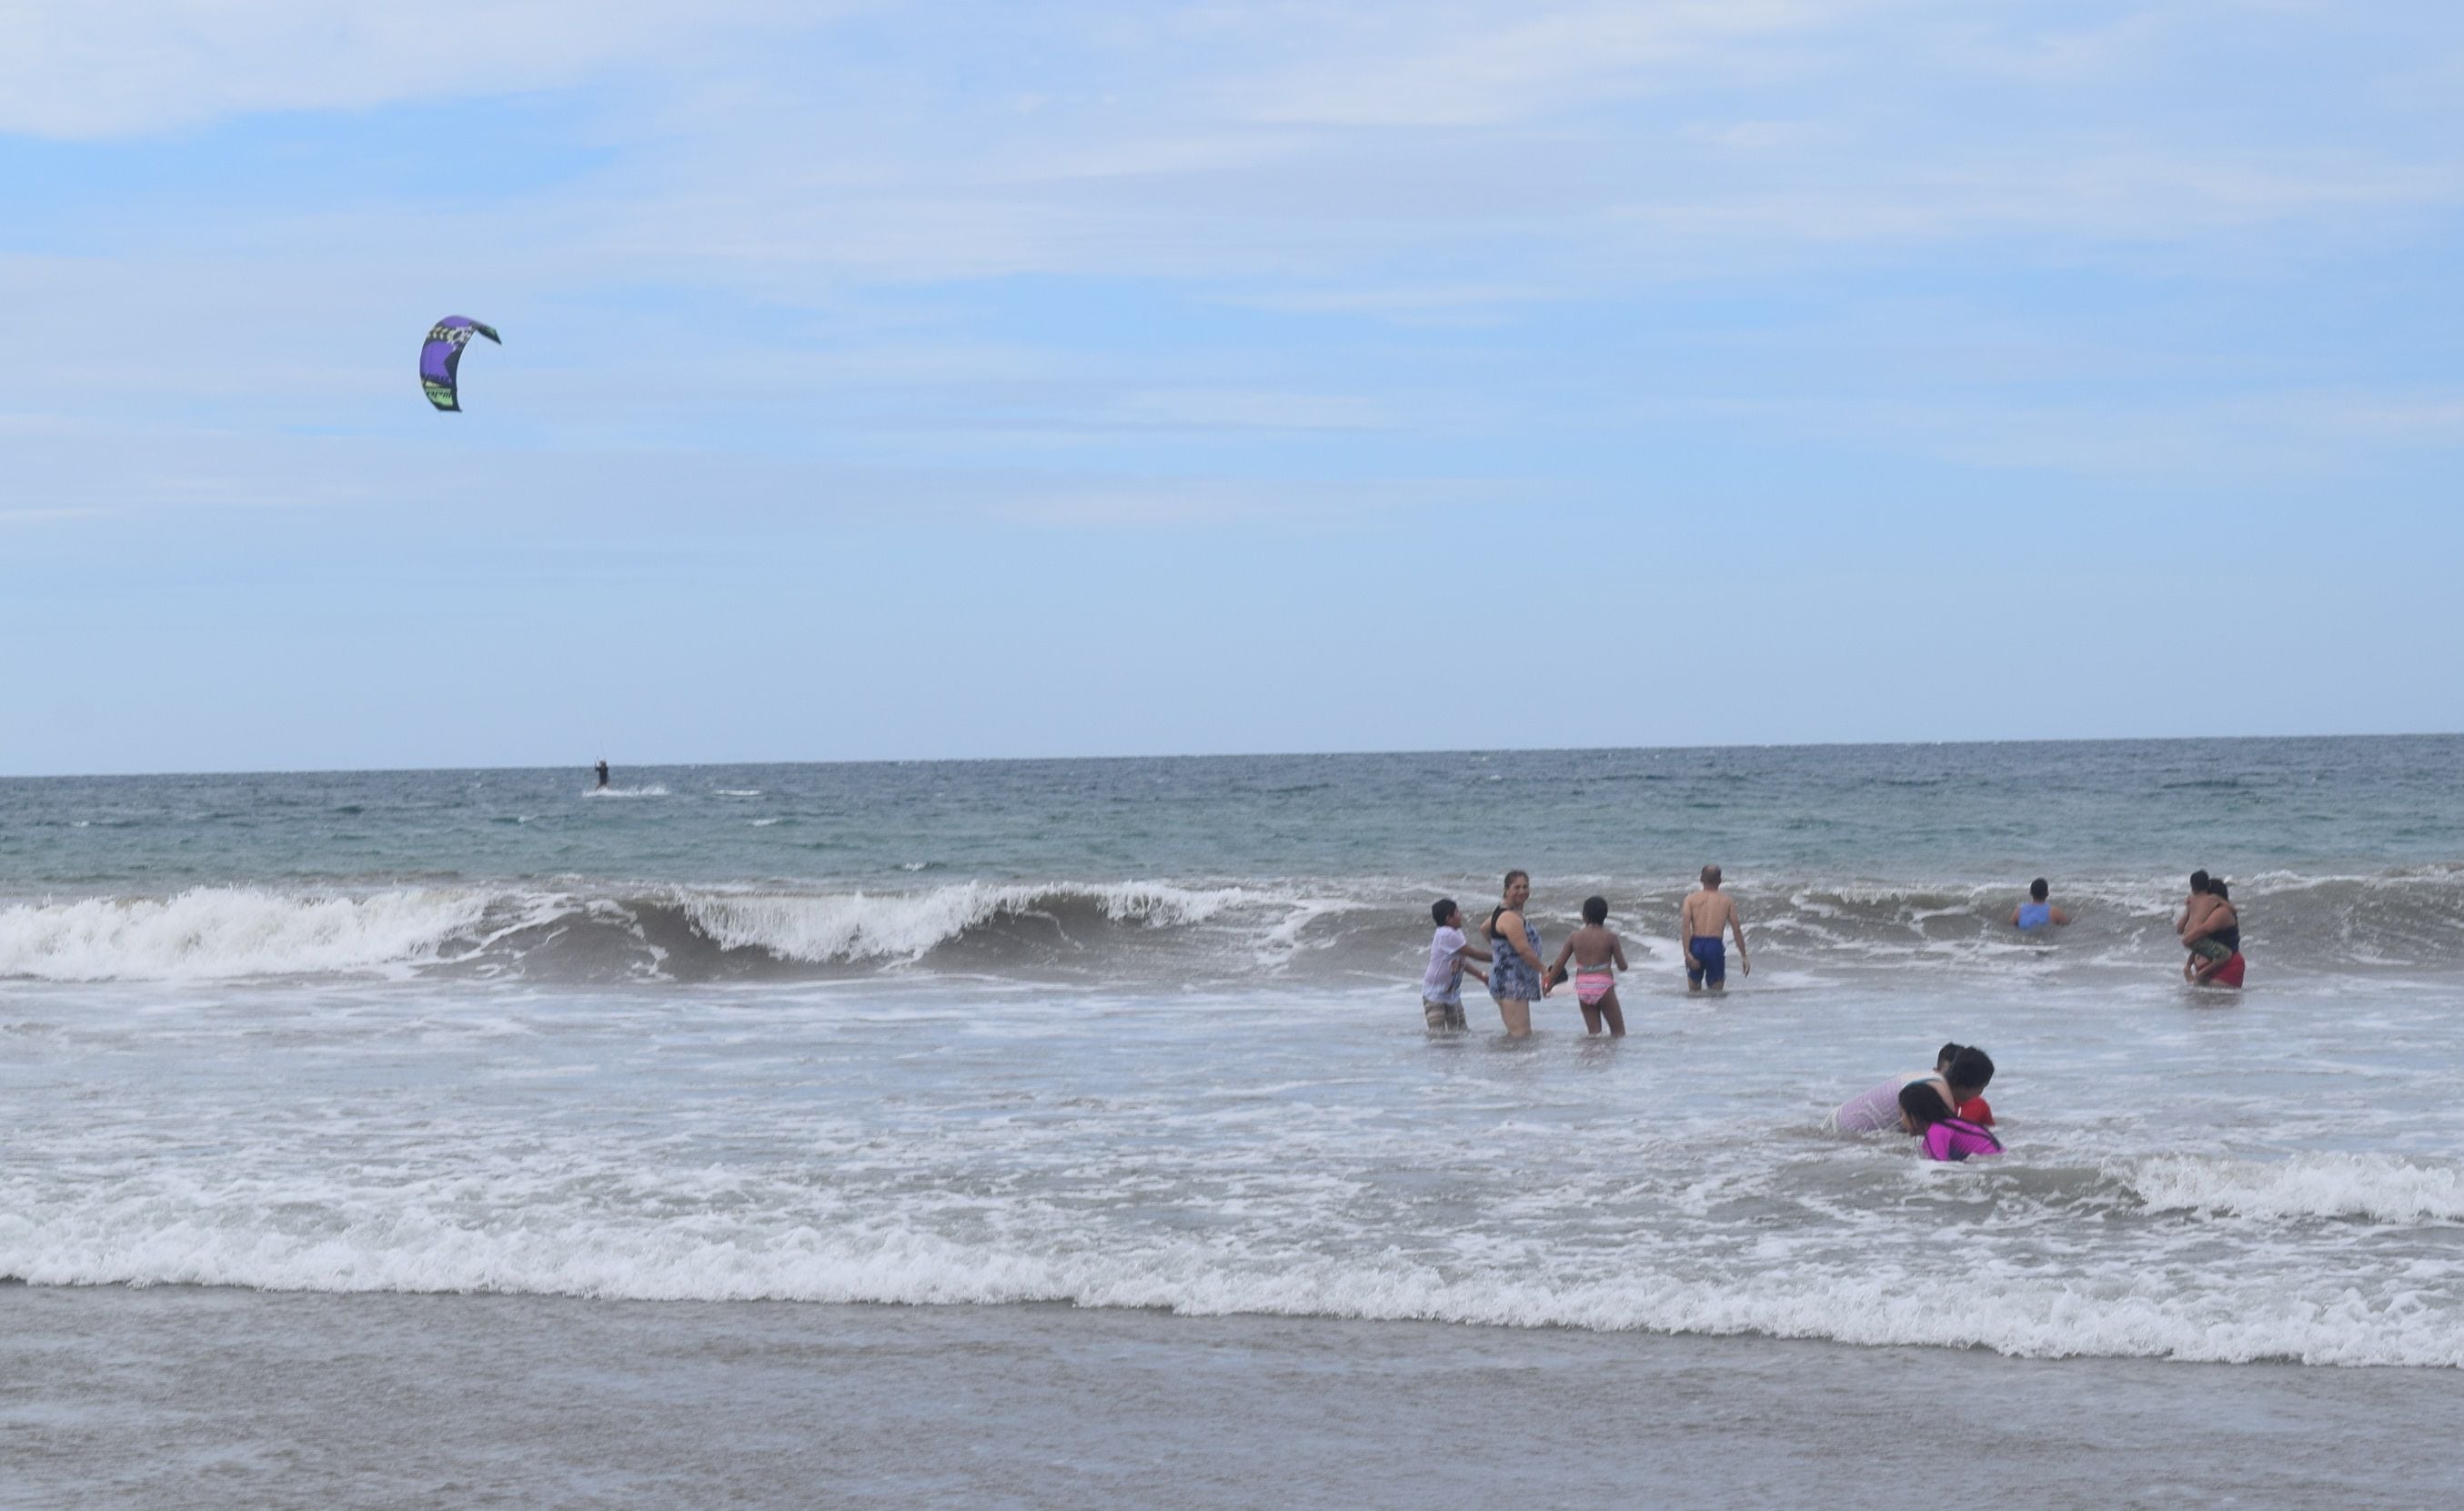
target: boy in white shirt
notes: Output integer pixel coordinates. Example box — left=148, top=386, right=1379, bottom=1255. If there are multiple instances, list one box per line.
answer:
left=1422, top=899, right=1492, bottom=1031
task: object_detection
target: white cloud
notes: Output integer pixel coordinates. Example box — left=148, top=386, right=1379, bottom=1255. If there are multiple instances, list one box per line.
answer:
left=1232, top=1, right=1867, bottom=126
left=0, top=0, right=833, bottom=138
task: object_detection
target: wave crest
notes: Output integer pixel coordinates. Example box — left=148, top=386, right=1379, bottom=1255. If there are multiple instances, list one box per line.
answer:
left=0, top=881, right=1278, bottom=982
left=7, top=1188, right=2456, bottom=1366
left=0, top=888, right=491, bottom=982
left=2122, top=1153, right=2464, bottom=1224
left=681, top=881, right=1252, bottom=963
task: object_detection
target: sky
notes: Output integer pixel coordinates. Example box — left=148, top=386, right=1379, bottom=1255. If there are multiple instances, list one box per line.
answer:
left=3, top=1, right=2461, bottom=774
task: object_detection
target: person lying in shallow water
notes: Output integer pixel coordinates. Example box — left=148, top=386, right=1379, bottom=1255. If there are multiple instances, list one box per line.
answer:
left=1828, top=1044, right=1994, bottom=1133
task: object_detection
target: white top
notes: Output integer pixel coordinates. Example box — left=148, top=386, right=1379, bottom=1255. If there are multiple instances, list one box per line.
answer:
left=1423, top=925, right=1468, bottom=1000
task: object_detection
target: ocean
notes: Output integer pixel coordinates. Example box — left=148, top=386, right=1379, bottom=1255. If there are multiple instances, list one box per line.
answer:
left=5, top=737, right=2462, bottom=1506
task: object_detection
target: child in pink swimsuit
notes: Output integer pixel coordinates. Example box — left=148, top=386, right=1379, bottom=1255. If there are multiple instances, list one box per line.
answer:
left=1898, top=1082, right=2003, bottom=1162
left=1544, top=895, right=1628, bottom=1037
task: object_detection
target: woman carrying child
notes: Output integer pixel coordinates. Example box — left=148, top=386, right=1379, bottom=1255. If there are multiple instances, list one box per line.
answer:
left=1544, top=895, right=1628, bottom=1037
left=1483, top=870, right=1547, bottom=1039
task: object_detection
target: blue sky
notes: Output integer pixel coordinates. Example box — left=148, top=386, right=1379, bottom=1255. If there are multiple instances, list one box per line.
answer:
left=4, top=1, right=2461, bottom=773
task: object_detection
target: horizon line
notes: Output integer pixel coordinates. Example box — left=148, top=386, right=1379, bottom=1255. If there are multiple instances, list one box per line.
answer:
left=5, top=729, right=2457, bottom=783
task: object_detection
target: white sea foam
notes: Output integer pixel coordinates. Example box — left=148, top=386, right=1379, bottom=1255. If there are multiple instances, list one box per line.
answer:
left=681, top=881, right=1254, bottom=962
left=1252, top=897, right=1365, bottom=966
left=2122, top=1153, right=2464, bottom=1224
left=0, top=888, right=491, bottom=982
left=0, top=881, right=1290, bottom=981
left=5, top=1186, right=2455, bottom=1367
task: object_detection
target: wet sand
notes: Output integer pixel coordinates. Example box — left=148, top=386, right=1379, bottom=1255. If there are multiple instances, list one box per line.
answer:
left=5, top=1284, right=2457, bottom=1509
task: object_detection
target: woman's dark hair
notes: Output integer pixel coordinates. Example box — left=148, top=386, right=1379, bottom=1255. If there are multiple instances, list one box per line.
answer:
left=1433, top=899, right=1457, bottom=927
left=1899, top=1081, right=1953, bottom=1128
left=2029, top=878, right=2049, bottom=901
left=1936, top=1042, right=1965, bottom=1071
left=2208, top=878, right=2229, bottom=901
left=1947, top=1046, right=1995, bottom=1092
left=1903, top=1080, right=2003, bottom=1152
left=1582, top=895, right=1607, bottom=925
left=1488, top=871, right=1529, bottom=938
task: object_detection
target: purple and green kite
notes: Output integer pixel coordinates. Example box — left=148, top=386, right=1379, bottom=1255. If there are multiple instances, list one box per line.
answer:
left=419, top=317, right=501, bottom=412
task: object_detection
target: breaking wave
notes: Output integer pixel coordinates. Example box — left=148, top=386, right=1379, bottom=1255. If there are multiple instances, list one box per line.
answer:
left=0, top=888, right=500, bottom=982
left=0, top=881, right=1302, bottom=984
left=681, top=881, right=1252, bottom=963
left=2121, top=1153, right=2464, bottom=1224
left=6, top=1177, right=2457, bottom=1366
left=5, top=865, right=2462, bottom=984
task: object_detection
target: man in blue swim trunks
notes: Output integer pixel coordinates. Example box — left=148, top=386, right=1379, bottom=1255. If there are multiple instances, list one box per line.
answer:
left=1680, top=864, right=1750, bottom=993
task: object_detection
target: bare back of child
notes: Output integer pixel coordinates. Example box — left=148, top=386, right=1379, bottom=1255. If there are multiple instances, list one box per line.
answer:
left=1545, top=895, right=1628, bottom=1037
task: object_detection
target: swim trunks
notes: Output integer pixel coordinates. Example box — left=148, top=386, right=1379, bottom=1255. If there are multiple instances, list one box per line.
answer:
left=1685, top=936, right=1725, bottom=986
left=1423, top=997, right=1468, bottom=1031
left=2188, top=936, right=2233, bottom=963
left=1574, top=969, right=1614, bottom=1006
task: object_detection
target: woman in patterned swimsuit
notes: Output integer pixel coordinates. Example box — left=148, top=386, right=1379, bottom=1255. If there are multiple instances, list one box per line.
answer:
left=1483, top=870, right=1546, bottom=1039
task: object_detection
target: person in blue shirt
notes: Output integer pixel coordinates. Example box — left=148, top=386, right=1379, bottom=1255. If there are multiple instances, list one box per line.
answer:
left=2010, top=878, right=2071, bottom=932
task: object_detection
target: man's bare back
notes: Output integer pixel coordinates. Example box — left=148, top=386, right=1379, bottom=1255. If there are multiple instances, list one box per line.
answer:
left=1681, top=890, right=1736, bottom=939
left=1680, top=865, right=1749, bottom=991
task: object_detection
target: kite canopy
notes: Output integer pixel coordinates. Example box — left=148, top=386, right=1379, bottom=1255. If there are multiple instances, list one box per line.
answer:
left=420, top=317, right=501, bottom=412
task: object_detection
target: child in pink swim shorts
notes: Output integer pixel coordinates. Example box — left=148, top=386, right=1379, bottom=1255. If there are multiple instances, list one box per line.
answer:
left=1544, top=895, right=1628, bottom=1037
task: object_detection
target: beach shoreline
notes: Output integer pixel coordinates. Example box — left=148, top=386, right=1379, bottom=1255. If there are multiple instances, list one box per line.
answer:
left=7, top=1284, right=2458, bottom=1509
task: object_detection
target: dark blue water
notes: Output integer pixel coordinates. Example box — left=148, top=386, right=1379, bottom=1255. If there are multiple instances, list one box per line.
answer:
left=5, top=736, right=2458, bottom=891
